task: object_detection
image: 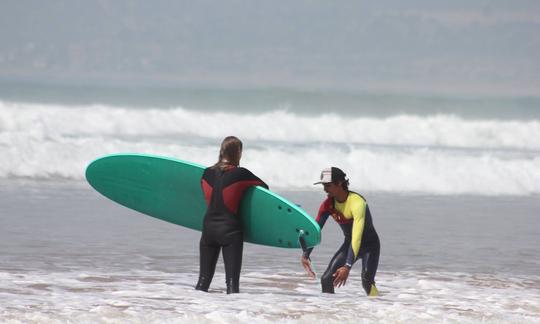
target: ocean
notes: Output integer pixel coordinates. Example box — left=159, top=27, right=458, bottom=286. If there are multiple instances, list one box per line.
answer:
left=1, top=83, right=539, bottom=323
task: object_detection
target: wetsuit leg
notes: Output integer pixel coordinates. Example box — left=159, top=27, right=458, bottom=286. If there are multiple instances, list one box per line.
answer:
left=320, top=240, right=349, bottom=293
left=221, top=232, right=243, bottom=294
left=195, top=234, right=220, bottom=292
left=360, top=242, right=380, bottom=295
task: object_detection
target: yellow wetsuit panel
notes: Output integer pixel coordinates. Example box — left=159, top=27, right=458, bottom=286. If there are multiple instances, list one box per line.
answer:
left=334, top=192, right=367, bottom=260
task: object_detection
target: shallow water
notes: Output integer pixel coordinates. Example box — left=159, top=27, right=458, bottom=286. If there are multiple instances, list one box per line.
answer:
left=1, top=180, right=539, bottom=323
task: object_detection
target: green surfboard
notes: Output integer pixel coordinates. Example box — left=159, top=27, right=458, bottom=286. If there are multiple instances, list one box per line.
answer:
left=85, top=154, right=320, bottom=249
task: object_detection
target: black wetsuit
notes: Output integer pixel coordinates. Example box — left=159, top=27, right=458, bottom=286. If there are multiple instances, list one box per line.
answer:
left=304, top=192, right=380, bottom=294
left=195, top=165, right=267, bottom=294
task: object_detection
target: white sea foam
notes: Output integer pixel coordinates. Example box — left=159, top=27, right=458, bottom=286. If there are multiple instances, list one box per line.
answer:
left=0, top=269, right=538, bottom=323
left=1, top=101, right=540, bottom=195
left=3, top=101, right=540, bottom=150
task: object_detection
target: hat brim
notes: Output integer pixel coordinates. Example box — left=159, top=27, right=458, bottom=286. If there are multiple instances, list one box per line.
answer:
left=313, top=181, right=330, bottom=185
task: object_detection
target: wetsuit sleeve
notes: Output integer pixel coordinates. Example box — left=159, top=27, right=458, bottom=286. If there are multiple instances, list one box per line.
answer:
left=240, top=167, right=269, bottom=189
left=345, top=197, right=367, bottom=268
left=200, top=168, right=214, bottom=206
left=302, top=200, right=331, bottom=259
left=221, top=167, right=269, bottom=214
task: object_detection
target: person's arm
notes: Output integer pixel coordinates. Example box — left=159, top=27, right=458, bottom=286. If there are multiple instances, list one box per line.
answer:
left=200, top=168, right=214, bottom=206
left=241, top=167, right=268, bottom=189
left=300, top=200, right=331, bottom=278
left=302, top=208, right=330, bottom=259
left=345, top=198, right=367, bottom=268
left=333, top=197, right=367, bottom=287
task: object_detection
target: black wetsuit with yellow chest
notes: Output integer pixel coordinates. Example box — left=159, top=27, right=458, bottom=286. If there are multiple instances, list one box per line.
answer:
left=304, top=191, right=380, bottom=295
left=196, top=165, right=267, bottom=294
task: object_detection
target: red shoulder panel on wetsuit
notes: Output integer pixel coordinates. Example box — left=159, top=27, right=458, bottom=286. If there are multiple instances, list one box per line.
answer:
left=222, top=180, right=265, bottom=214
left=201, top=178, right=213, bottom=206
left=316, top=197, right=333, bottom=223
left=317, top=196, right=352, bottom=224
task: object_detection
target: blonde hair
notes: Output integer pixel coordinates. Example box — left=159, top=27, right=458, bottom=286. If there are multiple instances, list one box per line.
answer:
left=212, top=136, right=243, bottom=170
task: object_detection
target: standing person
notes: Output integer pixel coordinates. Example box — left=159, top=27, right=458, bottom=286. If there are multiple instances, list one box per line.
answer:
left=301, top=167, right=380, bottom=296
left=196, top=136, right=268, bottom=294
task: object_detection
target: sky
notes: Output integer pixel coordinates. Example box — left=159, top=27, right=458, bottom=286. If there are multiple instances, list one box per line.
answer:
left=1, top=0, right=539, bottom=95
